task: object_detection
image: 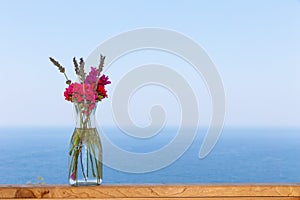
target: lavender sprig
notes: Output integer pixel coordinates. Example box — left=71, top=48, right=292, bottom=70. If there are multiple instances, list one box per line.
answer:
left=49, top=57, right=71, bottom=85
left=73, top=57, right=79, bottom=75
left=78, top=58, right=86, bottom=83
left=98, top=54, right=106, bottom=73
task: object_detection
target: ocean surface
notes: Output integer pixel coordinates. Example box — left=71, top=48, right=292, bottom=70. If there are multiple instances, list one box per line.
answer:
left=0, top=127, right=299, bottom=184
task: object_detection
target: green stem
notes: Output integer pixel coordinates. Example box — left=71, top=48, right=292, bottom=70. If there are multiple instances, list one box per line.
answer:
left=79, top=145, right=87, bottom=181
left=89, top=148, right=96, bottom=177
left=83, top=114, right=91, bottom=128
left=86, top=145, right=89, bottom=178
left=73, top=148, right=79, bottom=181
left=63, top=72, right=69, bottom=82
left=90, top=142, right=101, bottom=180
left=79, top=104, right=83, bottom=129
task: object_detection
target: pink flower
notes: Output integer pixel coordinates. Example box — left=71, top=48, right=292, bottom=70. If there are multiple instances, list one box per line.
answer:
left=73, top=83, right=84, bottom=94
left=88, top=103, right=96, bottom=112
left=63, top=70, right=110, bottom=104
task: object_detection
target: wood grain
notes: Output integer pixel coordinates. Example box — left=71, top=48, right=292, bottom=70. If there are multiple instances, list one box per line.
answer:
left=0, top=185, right=299, bottom=199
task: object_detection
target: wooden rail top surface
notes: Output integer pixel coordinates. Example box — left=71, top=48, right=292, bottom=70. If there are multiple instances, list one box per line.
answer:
left=0, top=184, right=300, bottom=199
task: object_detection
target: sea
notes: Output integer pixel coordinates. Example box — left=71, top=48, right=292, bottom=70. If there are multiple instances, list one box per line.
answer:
left=0, top=127, right=299, bottom=184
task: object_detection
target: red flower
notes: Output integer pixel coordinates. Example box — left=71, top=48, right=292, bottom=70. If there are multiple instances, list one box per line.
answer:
left=97, top=84, right=107, bottom=100
left=64, top=83, right=74, bottom=101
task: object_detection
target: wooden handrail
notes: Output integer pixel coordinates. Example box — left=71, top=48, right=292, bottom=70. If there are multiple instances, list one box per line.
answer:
left=1, top=184, right=300, bottom=199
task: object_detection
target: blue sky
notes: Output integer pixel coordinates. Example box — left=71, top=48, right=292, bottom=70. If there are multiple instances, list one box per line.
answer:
left=0, top=0, right=299, bottom=127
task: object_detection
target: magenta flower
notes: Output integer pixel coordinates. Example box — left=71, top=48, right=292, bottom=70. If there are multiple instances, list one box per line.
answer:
left=85, top=67, right=100, bottom=84
left=98, top=74, right=111, bottom=86
left=70, top=172, right=75, bottom=180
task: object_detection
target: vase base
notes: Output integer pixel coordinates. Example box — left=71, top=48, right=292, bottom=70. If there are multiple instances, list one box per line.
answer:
left=69, top=179, right=102, bottom=186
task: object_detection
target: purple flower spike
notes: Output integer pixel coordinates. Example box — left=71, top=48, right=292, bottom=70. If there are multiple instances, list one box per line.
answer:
left=85, top=67, right=100, bottom=84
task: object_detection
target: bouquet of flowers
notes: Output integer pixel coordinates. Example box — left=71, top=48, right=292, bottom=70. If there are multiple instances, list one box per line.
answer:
left=49, top=55, right=110, bottom=185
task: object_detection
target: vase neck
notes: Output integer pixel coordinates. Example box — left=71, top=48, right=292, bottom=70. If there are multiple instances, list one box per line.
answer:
left=74, top=102, right=97, bottom=129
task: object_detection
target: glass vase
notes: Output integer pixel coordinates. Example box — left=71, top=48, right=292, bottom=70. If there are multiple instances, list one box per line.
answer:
left=68, top=102, right=102, bottom=186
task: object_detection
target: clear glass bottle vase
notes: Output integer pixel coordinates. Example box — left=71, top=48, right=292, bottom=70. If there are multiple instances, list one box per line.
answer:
left=68, top=102, right=102, bottom=186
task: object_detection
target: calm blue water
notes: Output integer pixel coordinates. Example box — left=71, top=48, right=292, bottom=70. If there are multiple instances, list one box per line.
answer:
left=0, top=127, right=299, bottom=184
